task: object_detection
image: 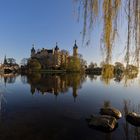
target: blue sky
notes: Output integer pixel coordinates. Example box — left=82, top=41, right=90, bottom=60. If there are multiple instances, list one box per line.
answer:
left=0, top=0, right=126, bottom=65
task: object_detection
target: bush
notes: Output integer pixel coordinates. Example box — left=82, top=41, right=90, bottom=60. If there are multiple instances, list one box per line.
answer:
left=28, top=59, right=41, bottom=71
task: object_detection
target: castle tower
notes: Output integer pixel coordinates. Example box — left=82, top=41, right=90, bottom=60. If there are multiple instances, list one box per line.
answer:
left=31, top=44, right=36, bottom=58
left=54, top=42, right=60, bottom=67
left=54, top=42, right=59, bottom=53
left=73, top=40, right=78, bottom=57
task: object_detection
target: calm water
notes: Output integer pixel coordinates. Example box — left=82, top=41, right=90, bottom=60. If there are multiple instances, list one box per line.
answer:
left=0, top=73, right=140, bottom=140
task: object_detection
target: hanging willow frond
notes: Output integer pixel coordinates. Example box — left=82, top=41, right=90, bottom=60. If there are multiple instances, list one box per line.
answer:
left=133, top=0, right=140, bottom=67
left=74, top=0, right=140, bottom=68
left=102, top=0, right=121, bottom=64
left=74, top=0, right=121, bottom=64
left=73, top=0, right=99, bottom=43
left=125, top=0, right=131, bottom=67
left=103, top=0, right=113, bottom=63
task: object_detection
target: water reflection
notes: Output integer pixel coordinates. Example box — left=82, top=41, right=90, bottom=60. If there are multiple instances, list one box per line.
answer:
left=88, top=74, right=98, bottom=81
left=26, top=73, right=86, bottom=99
left=87, top=70, right=139, bottom=86
left=123, top=100, right=140, bottom=140
left=0, top=73, right=140, bottom=139
left=1, top=71, right=139, bottom=89
left=0, top=73, right=18, bottom=86
left=86, top=100, right=140, bottom=139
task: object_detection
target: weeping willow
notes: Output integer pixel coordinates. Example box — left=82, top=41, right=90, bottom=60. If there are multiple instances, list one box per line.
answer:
left=74, top=0, right=121, bottom=64
left=74, top=0, right=140, bottom=68
left=103, top=0, right=121, bottom=64
left=133, top=0, right=140, bottom=67
left=125, top=0, right=131, bottom=67
left=101, top=64, right=114, bottom=85
left=73, top=0, right=99, bottom=45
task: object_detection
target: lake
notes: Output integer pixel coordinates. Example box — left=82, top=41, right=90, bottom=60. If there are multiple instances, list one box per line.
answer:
left=0, top=73, right=140, bottom=140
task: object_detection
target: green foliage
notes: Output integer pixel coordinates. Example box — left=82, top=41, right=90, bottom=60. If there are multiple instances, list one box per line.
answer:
left=28, top=59, right=41, bottom=71
left=67, top=56, right=81, bottom=72
left=101, top=64, right=114, bottom=85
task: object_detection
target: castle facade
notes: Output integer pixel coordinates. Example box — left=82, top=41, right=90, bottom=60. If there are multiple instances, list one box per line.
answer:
left=30, top=41, right=78, bottom=69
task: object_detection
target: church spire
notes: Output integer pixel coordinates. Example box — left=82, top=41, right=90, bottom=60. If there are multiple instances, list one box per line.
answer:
left=55, top=42, right=59, bottom=51
left=73, top=40, right=78, bottom=57
left=75, top=40, right=76, bottom=45
left=4, top=55, right=7, bottom=64
left=73, top=40, right=78, bottom=49
left=31, top=44, right=36, bottom=57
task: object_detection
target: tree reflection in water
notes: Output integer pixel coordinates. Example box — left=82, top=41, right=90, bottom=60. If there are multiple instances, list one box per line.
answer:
left=0, top=74, right=10, bottom=119
left=0, top=73, right=140, bottom=139
left=101, top=64, right=114, bottom=85
left=88, top=64, right=139, bottom=86
left=26, top=73, right=86, bottom=100
left=0, top=73, right=18, bottom=87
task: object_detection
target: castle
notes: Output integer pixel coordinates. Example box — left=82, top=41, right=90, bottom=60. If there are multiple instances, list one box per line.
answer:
left=30, top=41, right=78, bottom=69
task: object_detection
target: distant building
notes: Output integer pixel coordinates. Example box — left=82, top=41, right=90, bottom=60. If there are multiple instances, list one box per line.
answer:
left=30, top=41, right=78, bottom=69
left=1, top=56, right=19, bottom=73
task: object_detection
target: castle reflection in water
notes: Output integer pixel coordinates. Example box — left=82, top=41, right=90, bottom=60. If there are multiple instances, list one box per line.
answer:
left=27, top=73, right=86, bottom=99
left=1, top=73, right=86, bottom=100
left=1, top=73, right=140, bottom=139
left=1, top=70, right=139, bottom=97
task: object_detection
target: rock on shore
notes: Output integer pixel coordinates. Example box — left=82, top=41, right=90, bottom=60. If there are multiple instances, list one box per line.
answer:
left=126, top=112, right=140, bottom=126
left=87, top=115, right=118, bottom=132
left=100, top=107, right=122, bottom=119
